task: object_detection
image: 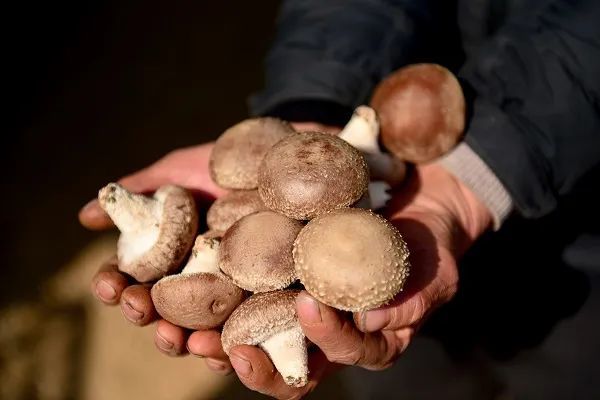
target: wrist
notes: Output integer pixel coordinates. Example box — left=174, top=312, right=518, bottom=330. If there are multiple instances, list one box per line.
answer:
left=394, top=164, right=493, bottom=255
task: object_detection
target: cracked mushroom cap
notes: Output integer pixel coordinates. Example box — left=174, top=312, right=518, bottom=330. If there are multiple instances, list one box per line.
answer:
left=370, top=63, right=465, bottom=163
left=98, top=183, right=198, bottom=283
left=151, top=233, right=245, bottom=330
left=258, top=131, right=369, bottom=220
left=206, top=190, right=268, bottom=235
left=221, top=290, right=308, bottom=387
left=293, top=208, right=410, bottom=312
left=209, top=117, right=295, bottom=189
left=218, top=211, right=303, bottom=292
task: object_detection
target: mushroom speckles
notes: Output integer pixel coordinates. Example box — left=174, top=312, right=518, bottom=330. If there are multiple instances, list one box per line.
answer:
left=98, top=183, right=198, bottom=283
left=218, top=211, right=303, bottom=293
left=151, top=233, right=245, bottom=330
left=209, top=117, right=295, bottom=189
left=221, top=290, right=308, bottom=387
left=293, top=208, right=410, bottom=312
left=258, top=132, right=369, bottom=220
left=370, top=63, right=465, bottom=163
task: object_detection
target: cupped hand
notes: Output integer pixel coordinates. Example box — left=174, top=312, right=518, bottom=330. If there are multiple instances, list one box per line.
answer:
left=81, top=142, right=229, bottom=359
left=194, top=163, right=493, bottom=399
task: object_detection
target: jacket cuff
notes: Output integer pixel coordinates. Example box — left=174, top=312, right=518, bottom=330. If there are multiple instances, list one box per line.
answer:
left=436, top=142, right=514, bottom=230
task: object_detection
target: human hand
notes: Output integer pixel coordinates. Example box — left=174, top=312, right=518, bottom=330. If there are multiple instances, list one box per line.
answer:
left=204, top=163, right=492, bottom=398
left=80, top=142, right=230, bottom=361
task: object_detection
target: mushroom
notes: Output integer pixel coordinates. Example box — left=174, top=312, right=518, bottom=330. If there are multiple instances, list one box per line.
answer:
left=257, top=131, right=369, bottom=220
left=97, top=183, right=198, bottom=283
left=151, top=232, right=245, bottom=330
left=338, top=105, right=406, bottom=187
left=218, top=211, right=303, bottom=292
left=206, top=190, right=268, bottom=235
left=221, top=290, right=308, bottom=387
left=293, top=208, right=410, bottom=312
left=370, top=63, right=465, bottom=163
left=209, top=117, right=295, bottom=190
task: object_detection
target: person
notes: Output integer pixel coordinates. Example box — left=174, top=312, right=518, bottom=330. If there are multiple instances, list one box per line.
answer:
left=79, top=0, right=600, bottom=398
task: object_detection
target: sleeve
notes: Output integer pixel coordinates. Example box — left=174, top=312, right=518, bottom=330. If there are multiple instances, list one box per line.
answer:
left=456, top=0, right=600, bottom=219
left=248, top=0, right=460, bottom=125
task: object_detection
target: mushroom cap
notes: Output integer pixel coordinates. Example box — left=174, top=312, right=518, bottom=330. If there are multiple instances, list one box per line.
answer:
left=99, top=184, right=198, bottom=283
left=370, top=63, right=465, bottom=163
left=206, top=190, right=268, bottom=235
left=151, top=272, right=245, bottom=330
left=221, top=290, right=300, bottom=355
left=218, top=211, right=303, bottom=292
left=258, top=131, right=369, bottom=220
left=293, top=208, right=410, bottom=312
left=209, top=117, right=295, bottom=189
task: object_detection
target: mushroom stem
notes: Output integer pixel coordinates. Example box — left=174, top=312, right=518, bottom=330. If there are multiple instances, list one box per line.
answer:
left=259, top=325, right=308, bottom=388
left=355, top=182, right=393, bottom=210
left=338, top=106, right=406, bottom=186
left=98, top=183, right=160, bottom=233
left=181, top=235, right=220, bottom=275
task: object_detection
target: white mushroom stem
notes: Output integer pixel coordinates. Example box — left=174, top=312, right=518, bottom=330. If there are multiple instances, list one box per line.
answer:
left=259, top=325, right=308, bottom=388
left=98, top=183, right=161, bottom=233
left=354, top=182, right=392, bottom=210
left=338, top=106, right=405, bottom=186
left=181, top=235, right=220, bottom=275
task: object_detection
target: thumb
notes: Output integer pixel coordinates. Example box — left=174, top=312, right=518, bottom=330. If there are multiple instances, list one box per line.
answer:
left=354, top=293, right=429, bottom=333
left=78, top=166, right=166, bottom=230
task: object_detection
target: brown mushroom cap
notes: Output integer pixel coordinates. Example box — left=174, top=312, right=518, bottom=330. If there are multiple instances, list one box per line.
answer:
left=209, top=117, right=295, bottom=189
left=221, top=290, right=300, bottom=354
left=206, top=190, right=268, bottom=235
left=221, top=290, right=308, bottom=387
left=218, top=211, right=303, bottom=292
left=151, top=233, right=245, bottom=330
left=370, top=63, right=465, bottom=163
left=293, top=208, right=410, bottom=312
left=98, top=183, right=198, bottom=283
left=258, top=131, right=369, bottom=220
left=151, top=273, right=244, bottom=330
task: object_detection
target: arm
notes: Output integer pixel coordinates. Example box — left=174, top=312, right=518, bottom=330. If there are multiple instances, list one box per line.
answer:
left=249, top=0, right=460, bottom=125
left=446, top=0, right=600, bottom=220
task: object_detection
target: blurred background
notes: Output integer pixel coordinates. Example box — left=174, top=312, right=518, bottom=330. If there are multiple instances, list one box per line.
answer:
left=2, top=1, right=599, bottom=399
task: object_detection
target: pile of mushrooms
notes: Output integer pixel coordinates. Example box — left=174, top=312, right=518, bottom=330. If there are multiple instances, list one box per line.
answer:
left=95, top=62, right=465, bottom=388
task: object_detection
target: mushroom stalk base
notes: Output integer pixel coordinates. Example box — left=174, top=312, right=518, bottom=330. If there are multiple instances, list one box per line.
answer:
left=259, top=326, right=308, bottom=388
left=339, top=106, right=406, bottom=187
left=99, top=183, right=161, bottom=233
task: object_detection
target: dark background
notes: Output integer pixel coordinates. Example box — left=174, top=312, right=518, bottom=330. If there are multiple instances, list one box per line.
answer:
left=3, top=0, right=280, bottom=307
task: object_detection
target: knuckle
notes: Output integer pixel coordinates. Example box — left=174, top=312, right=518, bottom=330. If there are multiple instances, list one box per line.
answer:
left=329, top=346, right=364, bottom=366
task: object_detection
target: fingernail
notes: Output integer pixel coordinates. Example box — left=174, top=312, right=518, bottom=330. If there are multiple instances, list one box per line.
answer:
left=296, top=292, right=322, bottom=323
left=156, top=331, right=174, bottom=352
left=186, top=344, right=204, bottom=358
left=361, top=309, right=388, bottom=332
left=230, top=354, right=252, bottom=377
left=123, top=301, right=144, bottom=322
left=96, top=280, right=116, bottom=302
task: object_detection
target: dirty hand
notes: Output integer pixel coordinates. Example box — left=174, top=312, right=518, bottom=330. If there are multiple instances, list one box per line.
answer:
left=193, top=163, right=492, bottom=399
left=79, top=142, right=228, bottom=358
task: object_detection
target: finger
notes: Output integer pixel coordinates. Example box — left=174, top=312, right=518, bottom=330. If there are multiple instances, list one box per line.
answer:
left=187, top=330, right=228, bottom=361
left=119, top=284, right=158, bottom=326
left=204, top=358, right=233, bottom=376
left=354, top=246, right=458, bottom=333
left=90, top=256, right=128, bottom=305
left=154, top=319, right=189, bottom=356
left=229, top=345, right=330, bottom=399
left=296, top=291, right=402, bottom=371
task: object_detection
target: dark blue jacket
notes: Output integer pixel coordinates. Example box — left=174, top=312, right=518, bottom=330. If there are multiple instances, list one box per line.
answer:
left=249, top=0, right=600, bottom=221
